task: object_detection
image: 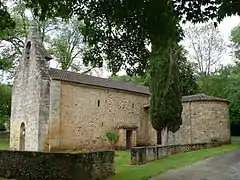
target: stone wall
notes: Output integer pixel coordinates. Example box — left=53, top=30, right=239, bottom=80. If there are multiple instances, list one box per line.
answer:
left=48, top=80, right=155, bottom=151
left=168, top=101, right=230, bottom=145
left=131, top=143, right=218, bottom=165
left=0, top=150, right=114, bottom=180
left=48, top=80, right=230, bottom=151
left=10, top=30, right=51, bottom=151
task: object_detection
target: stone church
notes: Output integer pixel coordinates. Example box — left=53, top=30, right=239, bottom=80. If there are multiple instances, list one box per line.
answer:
left=10, top=29, right=231, bottom=152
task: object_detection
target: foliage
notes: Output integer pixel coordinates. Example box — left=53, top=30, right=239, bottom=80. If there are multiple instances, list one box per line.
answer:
left=109, top=145, right=238, bottom=180
left=110, top=46, right=199, bottom=96
left=177, top=46, right=199, bottom=96
left=23, top=0, right=182, bottom=75
left=106, top=130, right=119, bottom=147
left=0, top=84, right=12, bottom=131
left=0, top=0, right=234, bottom=76
left=0, top=3, right=93, bottom=79
left=109, top=75, right=145, bottom=86
left=197, top=64, right=240, bottom=129
left=231, top=25, right=240, bottom=61
left=0, top=3, right=57, bottom=76
left=0, top=1, right=15, bottom=31
left=0, top=13, right=28, bottom=73
left=184, top=22, right=226, bottom=76
left=149, top=44, right=183, bottom=145
left=47, top=18, right=91, bottom=72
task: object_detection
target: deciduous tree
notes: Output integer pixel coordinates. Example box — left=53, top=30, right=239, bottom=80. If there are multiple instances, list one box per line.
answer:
left=110, top=45, right=199, bottom=96
left=184, top=22, right=226, bottom=77
left=231, top=25, right=240, bottom=61
left=0, top=84, right=12, bottom=131
left=47, top=19, right=92, bottom=73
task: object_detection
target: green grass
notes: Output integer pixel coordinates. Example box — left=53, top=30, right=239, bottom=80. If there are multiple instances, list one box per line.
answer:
left=108, top=144, right=239, bottom=180
left=231, top=136, right=240, bottom=141
left=0, top=140, right=9, bottom=150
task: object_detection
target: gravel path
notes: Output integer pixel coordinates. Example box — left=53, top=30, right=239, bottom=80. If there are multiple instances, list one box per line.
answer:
left=150, top=149, right=240, bottom=180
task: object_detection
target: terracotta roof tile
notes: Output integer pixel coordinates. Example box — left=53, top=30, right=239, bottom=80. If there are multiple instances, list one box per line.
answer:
left=49, top=68, right=149, bottom=95
left=181, top=94, right=229, bottom=103
left=48, top=69, right=228, bottom=104
left=143, top=94, right=229, bottom=108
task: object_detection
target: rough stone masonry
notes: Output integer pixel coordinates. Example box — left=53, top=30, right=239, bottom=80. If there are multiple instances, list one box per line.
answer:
left=10, top=29, right=231, bottom=152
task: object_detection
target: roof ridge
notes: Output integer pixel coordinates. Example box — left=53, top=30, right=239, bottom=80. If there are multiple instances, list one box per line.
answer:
left=49, top=68, right=150, bottom=95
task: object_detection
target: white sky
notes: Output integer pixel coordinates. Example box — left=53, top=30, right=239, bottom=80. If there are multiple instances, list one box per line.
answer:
left=180, top=15, right=240, bottom=66
left=217, top=15, right=240, bottom=65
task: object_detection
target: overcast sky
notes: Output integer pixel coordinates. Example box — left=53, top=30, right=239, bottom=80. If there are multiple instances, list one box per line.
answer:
left=182, top=15, right=240, bottom=66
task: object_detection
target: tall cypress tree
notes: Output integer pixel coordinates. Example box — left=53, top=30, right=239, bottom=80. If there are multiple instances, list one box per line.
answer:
left=149, top=43, right=183, bottom=145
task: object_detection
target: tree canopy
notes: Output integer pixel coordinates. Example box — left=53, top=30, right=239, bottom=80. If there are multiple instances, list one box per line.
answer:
left=184, top=22, right=226, bottom=77
left=0, top=84, right=11, bottom=131
left=110, top=45, right=199, bottom=96
left=0, top=1, right=15, bottom=31
left=231, top=25, right=240, bottom=61
left=0, top=0, right=239, bottom=75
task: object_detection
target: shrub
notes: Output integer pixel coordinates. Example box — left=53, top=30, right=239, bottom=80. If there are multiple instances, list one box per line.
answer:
left=106, top=130, right=119, bottom=149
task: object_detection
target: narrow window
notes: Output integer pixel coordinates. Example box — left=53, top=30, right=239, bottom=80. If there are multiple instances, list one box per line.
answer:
left=19, top=122, right=26, bottom=151
left=132, top=103, right=134, bottom=108
left=98, top=100, right=100, bottom=107
left=26, top=41, right=31, bottom=60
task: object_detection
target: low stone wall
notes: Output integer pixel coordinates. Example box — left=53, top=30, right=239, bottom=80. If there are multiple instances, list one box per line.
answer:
left=131, top=143, right=219, bottom=165
left=0, top=150, right=115, bottom=180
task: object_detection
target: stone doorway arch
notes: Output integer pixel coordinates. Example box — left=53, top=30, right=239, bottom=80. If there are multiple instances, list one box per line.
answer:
left=116, top=125, right=138, bottom=149
left=19, top=122, right=26, bottom=151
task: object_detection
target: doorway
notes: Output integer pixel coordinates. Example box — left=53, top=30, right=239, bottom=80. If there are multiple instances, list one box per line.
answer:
left=19, top=122, right=26, bottom=151
left=126, top=130, right=132, bottom=149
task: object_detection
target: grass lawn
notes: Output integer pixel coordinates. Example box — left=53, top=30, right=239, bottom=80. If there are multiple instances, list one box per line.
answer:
left=0, top=140, right=9, bottom=150
left=108, top=144, right=239, bottom=180
left=231, top=136, right=240, bottom=141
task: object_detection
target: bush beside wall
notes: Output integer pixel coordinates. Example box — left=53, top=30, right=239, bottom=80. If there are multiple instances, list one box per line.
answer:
left=131, top=143, right=220, bottom=165
left=0, top=150, right=115, bottom=180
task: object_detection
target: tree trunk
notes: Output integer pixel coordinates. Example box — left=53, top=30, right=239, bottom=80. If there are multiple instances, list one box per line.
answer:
left=161, top=127, right=168, bottom=146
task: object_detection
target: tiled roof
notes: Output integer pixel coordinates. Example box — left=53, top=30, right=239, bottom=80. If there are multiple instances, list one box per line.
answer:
left=48, top=69, right=229, bottom=104
left=181, top=94, right=229, bottom=103
left=143, top=94, right=229, bottom=108
left=49, top=68, right=150, bottom=95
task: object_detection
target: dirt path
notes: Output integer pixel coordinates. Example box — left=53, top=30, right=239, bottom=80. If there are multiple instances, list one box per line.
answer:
left=150, top=149, right=240, bottom=180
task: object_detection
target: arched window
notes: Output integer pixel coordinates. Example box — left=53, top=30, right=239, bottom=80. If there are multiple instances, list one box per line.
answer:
left=26, top=41, right=31, bottom=60
left=19, top=122, right=26, bottom=151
